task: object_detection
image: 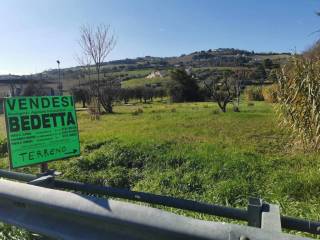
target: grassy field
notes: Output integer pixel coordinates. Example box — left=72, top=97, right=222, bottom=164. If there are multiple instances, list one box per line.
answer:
left=0, top=100, right=319, bottom=238
left=121, top=76, right=170, bottom=88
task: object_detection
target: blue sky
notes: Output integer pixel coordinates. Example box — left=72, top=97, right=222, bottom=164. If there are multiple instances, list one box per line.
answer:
left=0, top=0, right=319, bottom=75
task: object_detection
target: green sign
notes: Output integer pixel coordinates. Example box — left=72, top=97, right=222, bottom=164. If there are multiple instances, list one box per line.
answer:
left=4, top=96, right=80, bottom=168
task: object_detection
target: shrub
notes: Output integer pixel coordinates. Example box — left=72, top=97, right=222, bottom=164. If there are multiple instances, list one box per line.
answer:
left=278, top=56, right=320, bottom=150
left=83, top=140, right=109, bottom=152
left=244, top=86, right=264, bottom=101
left=262, top=84, right=278, bottom=103
left=0, top=224, right=34, bottom=240
left=0, top=139, right=7, bottom=156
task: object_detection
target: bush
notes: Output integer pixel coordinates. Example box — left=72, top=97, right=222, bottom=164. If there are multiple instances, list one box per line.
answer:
left=262, top=84, right=278, bottom=103
left=0, top=139, right=7, bottom=156
left=0, top=224, right=35, bottom=240
left=244, top=86, right=264, bottom=101
left=278, top=56, right=320, bottom=150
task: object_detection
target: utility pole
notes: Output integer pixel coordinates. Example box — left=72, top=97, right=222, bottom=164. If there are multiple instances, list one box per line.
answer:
left=56, top=60, right=62, bottom=95
left=40, top=60, right=61, bottom=174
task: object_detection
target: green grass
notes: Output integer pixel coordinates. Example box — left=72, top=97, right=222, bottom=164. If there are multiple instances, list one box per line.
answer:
left=0, top=101, right=319, bottom=238
left=104, top=68, right=153, bottom=78
left=193, top=66, right=251, bottom=72
left=121, top=76, right=170, bottom=88
left=124, top=69, right=154, bottom=76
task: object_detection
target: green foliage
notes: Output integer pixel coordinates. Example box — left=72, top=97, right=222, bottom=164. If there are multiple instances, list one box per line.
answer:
left=122, top=77, right=170, bottom=88
left=244, top=86, right=264, bottom=101
left=278, top=56, right=320, bottom=150
left=71, top=88, right=90, bottom=108
left=0, top=138, right=7, bottom=157
left=0, top=223, right=37, bottom=240
left=263, top=58, right=273, bottom=69
left=249, top=64, right=266, bottom=84
left=168, top=69, right=200, bottom=102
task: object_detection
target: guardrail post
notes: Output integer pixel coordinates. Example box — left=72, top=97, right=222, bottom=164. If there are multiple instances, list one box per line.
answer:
left=28, top=175, right=55, bottom=187
left=28, top=169, right=58, bottom=188
left=261, top=203, right=282, bottom=232
left=247, top=197, right=263, bottom=227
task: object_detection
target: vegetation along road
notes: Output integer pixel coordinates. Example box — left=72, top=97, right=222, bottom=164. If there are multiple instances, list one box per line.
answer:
left=0, top=100, right=319, bottom=237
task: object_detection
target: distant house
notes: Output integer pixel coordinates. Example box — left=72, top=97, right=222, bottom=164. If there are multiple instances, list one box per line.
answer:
left=146, top=70, right=166, bottom=79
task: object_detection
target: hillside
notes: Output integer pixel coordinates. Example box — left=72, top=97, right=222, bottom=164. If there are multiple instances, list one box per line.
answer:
left=0, top=48, right=291, bottom=96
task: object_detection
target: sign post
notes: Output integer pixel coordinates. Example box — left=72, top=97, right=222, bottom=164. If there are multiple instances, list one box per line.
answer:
left=4, top=96, right=80, bottom=169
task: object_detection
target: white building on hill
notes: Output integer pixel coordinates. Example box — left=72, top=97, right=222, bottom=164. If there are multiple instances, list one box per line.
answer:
left=146, top=70, right=165, bottom=79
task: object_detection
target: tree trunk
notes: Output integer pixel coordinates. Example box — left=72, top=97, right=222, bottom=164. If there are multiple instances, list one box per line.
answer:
left=96, top=68, right=101, bottom=114
left=216, top=100, right=226, bottom=112
left=233, top=105, right=240, bottom=112
left=106, top=102, right=113, bottom=113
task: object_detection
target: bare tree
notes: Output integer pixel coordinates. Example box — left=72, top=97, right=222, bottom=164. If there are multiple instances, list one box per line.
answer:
left=78, top=24, right=116, bottom=114
left=75, top=53, right=92, bottom=86
left=9, top=81, right=17, bottom=97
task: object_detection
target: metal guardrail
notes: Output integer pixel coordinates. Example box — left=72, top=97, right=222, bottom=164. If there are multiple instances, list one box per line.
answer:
left=0, top=169, right=319, bottom=239
left=0, top=179, right=312, bottom=240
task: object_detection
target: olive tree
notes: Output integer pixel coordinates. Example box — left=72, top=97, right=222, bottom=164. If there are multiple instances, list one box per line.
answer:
left=202, top=71, right=238, bottom=112
left=98, top=77, right=121, bottom=113
left=71, top=87, right=91, bottom=108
